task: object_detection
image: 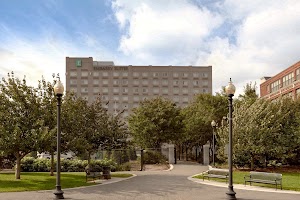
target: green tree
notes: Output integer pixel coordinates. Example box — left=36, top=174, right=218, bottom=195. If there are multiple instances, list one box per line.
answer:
left=128, top=97, right=183, bottom=148
left=0, top=73, right=44, bottom=179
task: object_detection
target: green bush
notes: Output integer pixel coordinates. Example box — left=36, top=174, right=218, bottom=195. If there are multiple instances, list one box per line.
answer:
left=20, top=157, right=117, bottom=172
left=143, top=151, right=167, bottom=164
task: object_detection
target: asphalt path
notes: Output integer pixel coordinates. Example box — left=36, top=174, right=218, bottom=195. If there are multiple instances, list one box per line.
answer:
left=1, top=163, right=299, bottom=200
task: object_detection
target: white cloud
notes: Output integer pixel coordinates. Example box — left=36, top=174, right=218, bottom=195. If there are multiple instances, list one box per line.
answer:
left=112, top=0, right=300, bottom=96
left=112, top=0, right=223, bottom=64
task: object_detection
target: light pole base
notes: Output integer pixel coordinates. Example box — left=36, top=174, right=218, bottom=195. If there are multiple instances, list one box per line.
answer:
left=226, top=186, right=236, bottom=200
left=54, top=186, right=64, bottom=199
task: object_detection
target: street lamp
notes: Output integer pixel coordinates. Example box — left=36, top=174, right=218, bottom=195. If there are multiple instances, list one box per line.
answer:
left=53, top=78, right=64, bottom=199
left=225, top=78, right=236, bottom=200
left=211, top=120, right=216, bottom=166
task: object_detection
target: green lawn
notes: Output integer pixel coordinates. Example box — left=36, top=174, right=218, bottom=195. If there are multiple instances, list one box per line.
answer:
left=0, top=172, right=133, bottom=192
left=193, top=171, right=300, bottom=191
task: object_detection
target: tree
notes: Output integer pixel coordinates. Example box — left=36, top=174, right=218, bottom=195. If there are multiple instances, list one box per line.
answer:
left=181, top=94, right=228, bottom=147
left=238, top=82, right=258, bottom=103
left=0, top=73, right=44, bottom=179
left=128, top=97, right=183, bottom=148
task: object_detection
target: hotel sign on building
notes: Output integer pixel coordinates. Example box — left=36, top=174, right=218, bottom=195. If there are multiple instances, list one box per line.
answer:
left=66, top=57, right=212, bottom=117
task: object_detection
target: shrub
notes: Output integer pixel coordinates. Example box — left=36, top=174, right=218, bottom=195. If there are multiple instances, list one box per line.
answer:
left=143, top=151, right=167, bottom=164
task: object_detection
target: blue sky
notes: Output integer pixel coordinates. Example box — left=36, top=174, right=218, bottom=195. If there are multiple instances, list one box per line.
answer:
left=0, top=0, right=300, bottom=95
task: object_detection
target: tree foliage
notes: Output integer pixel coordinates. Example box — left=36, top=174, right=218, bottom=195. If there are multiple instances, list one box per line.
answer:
left=128, top=97, right=183, bottom=148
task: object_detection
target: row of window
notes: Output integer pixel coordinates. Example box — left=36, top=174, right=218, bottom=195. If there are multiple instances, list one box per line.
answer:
left=69, top=71, right=209, bottom=78
left=70, top=79, right=209, bottom=86
left=71, top=87, right=208, bottom=94
left=270, top=69, right=300, bottom=93
left=98, top=95, right=190, bottom=102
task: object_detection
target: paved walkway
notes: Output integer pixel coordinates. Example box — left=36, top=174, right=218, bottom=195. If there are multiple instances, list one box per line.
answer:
left=1, top=163, right=300, bottom=200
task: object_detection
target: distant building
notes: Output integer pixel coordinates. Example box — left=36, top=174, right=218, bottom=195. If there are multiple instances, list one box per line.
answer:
left=66, top=57, right=212, bottom=117
left=260, top=61, right=300, bottom=100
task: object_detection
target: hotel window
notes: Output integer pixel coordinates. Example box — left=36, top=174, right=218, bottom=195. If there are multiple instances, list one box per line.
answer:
left=203, top=81, right=208, bottom=86
left=183, top=73, right=188, bottom=78
left=133, top=96, right=139, bottom=102
left=102, top=88, right=108, bottom=94
left=113, top=80, right=119, bottom=85
left=153, top=72, right=159, bottom=78
left=70, top=80, right=77, bottom=85
left=183, top=88, right=188, bottom=94
left=162, top=72, right=168, bottom=77
left=113, top=88, right=119, bottom=93
left=162, top=88, right=168, bottom=94
left=162, top=80, right=168, bottom=86
left=93, top=80, right=99, bottom=85
left=70, top=71, right=77, bottom=77
left=102, top=72, right=108, bottom=77
left=81, top=80, right=88, bottom=85
left=173, top=88, right=179, bottom=94
left=203, top=88, right=208, bottom=93
left=296, top=69, right=300, bottom=80
left=122, top=88, right=128, bottom=93
left=122, top=72, right=128, bottom=77
left=153, top=88, right=159, bottom=94
left=142, top=80, right=149, bottom=85
left=183, top=81, right=188, bottom=86
left=133, top=72, right=139, bottom=77
left=193, top=73, right=199, bottom=78
left=133, top=80, right=139, bottom=86
left=173, top=80, right=179, bottom=86
left=153, top=80, right=159, bottom=86
left=93, top=72, right=99, bottom=77
left=193, top=80, right=199, bottom=86
left=113, top=96, right=119, bottom=101
left=282, top=73, right=294, bottom=87
left=123, top=96, right=128, bottom=101
left=122, top=80, right=128, bottom=85
left=193, top=89, right=199, bottom=94
left=101, top=95, right=108, bottom=101
left=173, top=73, right=179, bottom=78
left=81, top=88, right=88, bottom=93
left=82, top=96, right=88, bottom=101
left=93, top=88, right=99, bottom=93
left=133, top=88, right=139, bottom=94
left=102, top=80, right=108, bottom=85
left=203, top=73, right=208, bottom=78
left=142, top=88, right=148, bottom=93
left=173, top=96, right=179, bottom=102
left=183, top=97, right=188, bottom=102
left=142, top=72, right=148, bottom=78
left=113, top=72, right=119, bottom=77
left=81, top=71, right=88, bottom=77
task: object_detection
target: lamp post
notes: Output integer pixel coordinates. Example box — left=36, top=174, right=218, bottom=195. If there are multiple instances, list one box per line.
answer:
left=211, top=120, right=216, bottom=166
left=225, top=78, right=236, bottom=200
left=53, top=78, right=64, bottom=199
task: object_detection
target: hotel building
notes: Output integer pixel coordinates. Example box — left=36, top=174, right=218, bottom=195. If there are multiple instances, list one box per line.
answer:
left=260, top=61, right=300, bottom=100
left=66, top=57, right=212, bottom=117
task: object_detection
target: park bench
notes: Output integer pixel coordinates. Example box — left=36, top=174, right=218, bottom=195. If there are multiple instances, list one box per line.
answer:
left=85, top=170, right=102, bottom=182
left=202, top=168, right=229, bottom=183
left=244, top=171, right=282, bottom=190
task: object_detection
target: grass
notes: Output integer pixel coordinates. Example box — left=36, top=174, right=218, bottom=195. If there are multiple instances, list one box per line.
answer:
left=0, top=172, right=133, bottom=192
left=193, top=171, right=300, bottom=191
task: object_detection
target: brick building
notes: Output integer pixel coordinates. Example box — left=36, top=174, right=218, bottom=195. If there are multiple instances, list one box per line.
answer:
left=260, top=61, right=300, bottom=100
left=66, top=57, right=212, bottom=117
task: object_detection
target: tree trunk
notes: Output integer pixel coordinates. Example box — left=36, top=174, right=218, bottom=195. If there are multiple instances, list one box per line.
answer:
left=50, top=152, right=54, bottom=176
left=15, top=154, right=21, bottom=179
left=250, top=155, right=254, bottom=171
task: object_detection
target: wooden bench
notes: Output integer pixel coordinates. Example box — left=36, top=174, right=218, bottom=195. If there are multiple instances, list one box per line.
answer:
left=86, top=171, right=102, bottom=182
left=244, top=171, right=282, bottom=190
left=202, top=168, right=229, bottom=183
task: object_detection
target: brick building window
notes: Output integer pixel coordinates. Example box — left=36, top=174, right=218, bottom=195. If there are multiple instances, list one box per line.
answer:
left=296, top=69, right=300, bottom=81
left=271, top=80, right=280, bottom=93
left=282, top=72, right=294, bottom=87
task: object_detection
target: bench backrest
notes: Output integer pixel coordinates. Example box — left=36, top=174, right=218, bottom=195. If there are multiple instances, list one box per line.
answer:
left=208, top=168, right=229, bottom=175
left=250, top=171, right=282, bottom=181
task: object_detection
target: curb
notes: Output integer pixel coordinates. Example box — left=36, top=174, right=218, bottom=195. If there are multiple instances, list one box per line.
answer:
left=188, top=175, right=300, bottom=195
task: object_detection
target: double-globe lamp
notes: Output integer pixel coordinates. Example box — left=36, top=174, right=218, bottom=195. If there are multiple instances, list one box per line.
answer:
left=225, top=78, right=236, bottom=200
left=53, top=78, right=64, bottom=199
